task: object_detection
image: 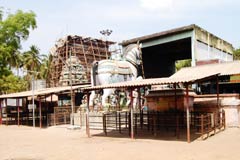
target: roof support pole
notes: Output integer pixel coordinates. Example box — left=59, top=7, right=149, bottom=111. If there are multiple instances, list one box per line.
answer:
left=216, top=75, right=220, bottom=110
left=137, top=88, right=141, bottom=111
left=186, top=83, right=191, bottom=143
left=130, top=88, right=134, bottom=139
left=174, top=83, right=179, bottom=139
left=32, top=75, right=35, bottom=128
left=138, top=87, right=143, bottom=129
left=50, top=94, right=53, bottom=126
left=17, top=98, right=20, bottom=126
left=0, top=99, right=2, bottom=125
left=5, top=99, right=8, bottom=125
left=39, top=97, right=42, bottom=128
left=26, top=97, right=29, bottom=125
left=45, top=95, right=48, bottom=127
left=86, top=92, right=90, bottom=137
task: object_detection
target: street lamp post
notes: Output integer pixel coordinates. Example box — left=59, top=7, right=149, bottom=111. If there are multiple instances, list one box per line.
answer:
left=100, top=29, right=112, bottom=37
left=100, top=29, right=112, bottom=59
left=27, top=70, right=39, bottom=128
left=32, top=75, right=35, bottom=127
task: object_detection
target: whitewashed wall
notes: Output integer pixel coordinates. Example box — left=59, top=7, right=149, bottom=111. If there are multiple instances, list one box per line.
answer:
left=195, top=41, right=233, bottom=62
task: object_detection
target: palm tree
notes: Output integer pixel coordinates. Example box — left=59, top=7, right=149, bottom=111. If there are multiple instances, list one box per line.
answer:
left=39, top=54, right=52, bottom=80
left=23, top=45, right=43, bottom=79
left=8, top=50, right=23, bottom=76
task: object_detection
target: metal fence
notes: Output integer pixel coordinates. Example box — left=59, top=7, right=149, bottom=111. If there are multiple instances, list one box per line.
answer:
left=85, top=110, right=226, bottom=140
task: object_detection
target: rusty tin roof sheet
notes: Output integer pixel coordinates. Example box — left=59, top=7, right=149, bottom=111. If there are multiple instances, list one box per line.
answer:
left=0, top=84, right=90, bottom=99
left=172, top=61, right=240, bottom=78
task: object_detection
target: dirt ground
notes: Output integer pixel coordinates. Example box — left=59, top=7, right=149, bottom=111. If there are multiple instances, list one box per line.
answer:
left=0, top=125, right=240, bottom=160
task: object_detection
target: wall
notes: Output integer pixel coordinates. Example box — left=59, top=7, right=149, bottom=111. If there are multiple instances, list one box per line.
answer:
left=195, top=41, right=233, bottom=62
left=146, top=89, right=195, bottom=111
left=30, top=80, right=46, bottom=90
left=194, top=94, right=240, bottom=127
left=194, top=26, right=233, bottom=55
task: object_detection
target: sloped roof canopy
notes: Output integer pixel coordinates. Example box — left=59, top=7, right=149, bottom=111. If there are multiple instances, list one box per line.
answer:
left=84, top=61, right=240, bottom=91
left=84, top=72, right=219, bottom=91
left=2, top=61, right=239, bottom=98
left=172, top=61, right=240, bottom=78
left=0, top=85, right=90, bottom=99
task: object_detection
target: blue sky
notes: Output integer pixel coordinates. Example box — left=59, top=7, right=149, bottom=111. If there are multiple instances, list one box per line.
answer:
left=1, top=0, right=240, bottom=54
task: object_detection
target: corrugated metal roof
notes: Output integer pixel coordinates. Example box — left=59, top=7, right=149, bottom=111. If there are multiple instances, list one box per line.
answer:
left=121, top=24, right=195, bottom=46
left=84, top=71, right=219, bottom=91
left=2, top=61, right=238, bottom=97
left=121, top=24, right=232, bottom=47
left=0, top=84, right=90, bottom=99
left=171, top=61, right=240, bottom=79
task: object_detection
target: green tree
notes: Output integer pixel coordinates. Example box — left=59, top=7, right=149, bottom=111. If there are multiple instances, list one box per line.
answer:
left=9, top=50, right=23, bottom=76
left=0, top=8, right=37, bottom=94
left=175, top=59, right=191, bottom=71
left=0, top=9, right=36, bottom=73
left=233, top=48, right=240, bottom=60
left=0, top=74, right=28, bottom=94
left=22, top=45, right=46, bottom=86
left=39, top=54, right=52, bottom=79
left=23, top=45, right=42, bottom=72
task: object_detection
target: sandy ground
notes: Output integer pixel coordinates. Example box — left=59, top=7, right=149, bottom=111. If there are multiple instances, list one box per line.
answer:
left=0, top=125, right=240, bottom=160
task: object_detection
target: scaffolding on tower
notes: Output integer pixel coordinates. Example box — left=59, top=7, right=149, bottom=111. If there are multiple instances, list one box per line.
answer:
left=48, top=35, right=116, bottom=87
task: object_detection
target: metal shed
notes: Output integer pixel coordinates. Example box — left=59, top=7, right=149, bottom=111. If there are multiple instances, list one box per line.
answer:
left=121, top=24, right=234, bottom=78
left=0, top=84, right=90, bottom=127
left=83, top=70, right=223, bottom=143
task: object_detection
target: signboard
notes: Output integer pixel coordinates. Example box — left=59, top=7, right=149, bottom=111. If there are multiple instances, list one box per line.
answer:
left=3, top=99, right=23, bottom=106
left=28, top=104, right=36, bottom=110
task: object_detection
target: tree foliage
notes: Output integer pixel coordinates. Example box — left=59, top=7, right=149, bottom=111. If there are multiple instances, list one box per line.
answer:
left=175, top=59, right=191, bottom=71
left=23, top=45, right=42, bottom=72
left=39, top=54, right=52, bottom=79
left=0, top=9, right=36, bottom=71
left=0, top=8, right=37, bottom=94
left=22, top=45, right=48, bottom=85
left=233, top=48, right=240, bottom=60
left=0, top=75, right=28, bottom=94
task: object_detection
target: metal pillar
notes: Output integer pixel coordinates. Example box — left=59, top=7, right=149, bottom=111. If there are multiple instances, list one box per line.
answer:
left=45, top=95, right=48, bottom=127
left=26, top=97, right=29, bottom=125
left=32, top=76, right=35, bottom=127
left=130, top=89, right=134, bottom=139
left=186, top=83, right=191, bottom=143
left=5, top=99, right=8, bottom=125
left=86, top=92, right=90, bottom=137
left=0, top=99, right=2, bottom=125
left=216, top=75, right=220, bottom=109
left=139, top=87, right=143, bottom=129
left=39, top=97, right=42, bottom=128
left=17, top=98, right=20, bottom=126
left=174, top=83, right=179, bottom=138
